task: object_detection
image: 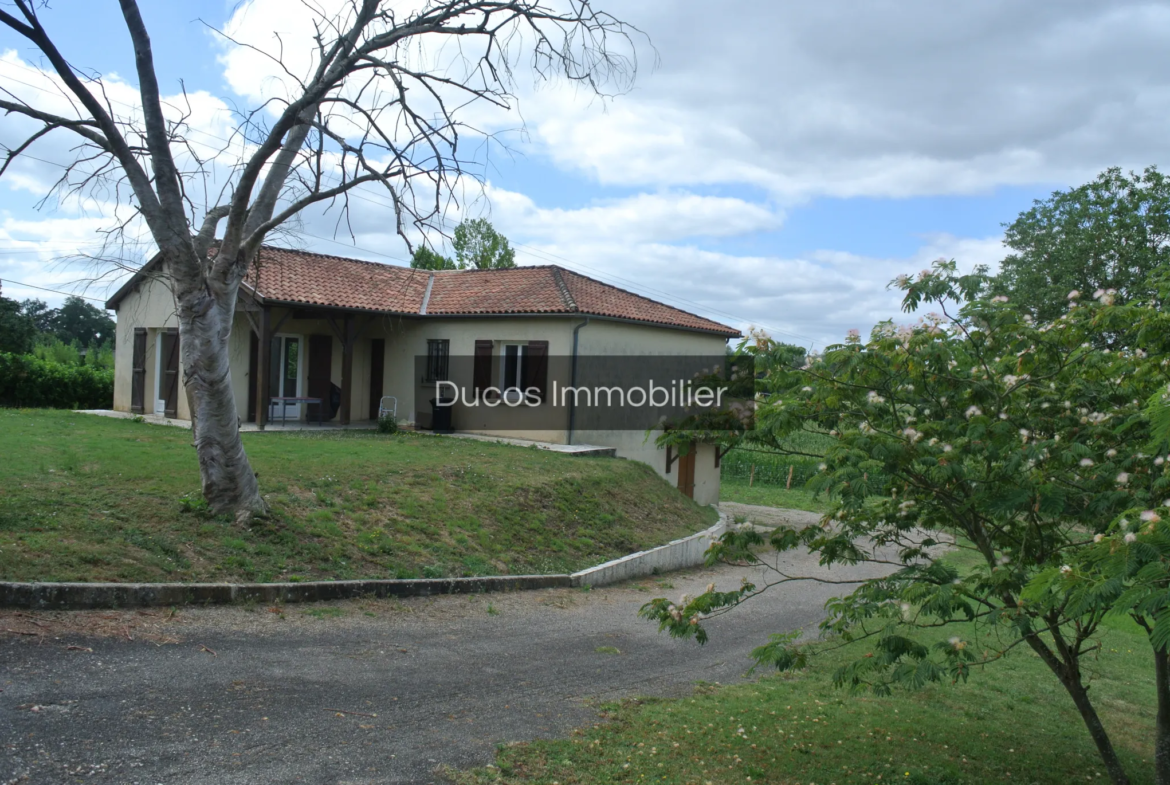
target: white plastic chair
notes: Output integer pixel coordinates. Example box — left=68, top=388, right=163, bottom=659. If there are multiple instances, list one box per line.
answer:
left=377, top=395, right=397, bottom=421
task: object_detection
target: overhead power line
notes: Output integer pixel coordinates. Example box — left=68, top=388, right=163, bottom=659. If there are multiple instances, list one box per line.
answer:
left=0, top=278, right=108, bottom=303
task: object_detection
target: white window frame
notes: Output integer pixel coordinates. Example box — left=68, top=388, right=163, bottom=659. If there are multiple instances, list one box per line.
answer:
left=268, top=333, right=306, bottom=421
left=499, top=342, right=528, bottom=403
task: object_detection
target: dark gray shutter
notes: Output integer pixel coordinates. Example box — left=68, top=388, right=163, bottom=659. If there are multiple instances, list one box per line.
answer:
left=247, top=331, right=258, bottom=422
left=473, top=340, right=492, bottom=395
left=525, top=340, right=549, bottom=402
left=130, top=328, right=147, bottom=414
left=162, top=328, right=180, bottom=418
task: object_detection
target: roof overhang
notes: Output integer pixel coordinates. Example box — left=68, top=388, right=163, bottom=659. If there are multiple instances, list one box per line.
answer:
left=107, top=248, right=743, bottom=339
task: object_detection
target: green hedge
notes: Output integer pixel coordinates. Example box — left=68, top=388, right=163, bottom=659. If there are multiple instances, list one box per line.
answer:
left=0, top=352, right=114, bottom=409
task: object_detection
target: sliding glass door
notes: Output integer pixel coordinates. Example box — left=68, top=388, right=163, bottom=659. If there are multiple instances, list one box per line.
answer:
left=268, top=335, right=302, bottom=421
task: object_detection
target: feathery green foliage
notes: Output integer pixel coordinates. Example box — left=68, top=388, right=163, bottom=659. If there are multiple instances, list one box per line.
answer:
left=644, top=260, right=1170, bottom=785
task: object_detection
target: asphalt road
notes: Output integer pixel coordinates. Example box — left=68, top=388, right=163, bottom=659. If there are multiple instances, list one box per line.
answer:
left=1, top=549, right=890, bottom=785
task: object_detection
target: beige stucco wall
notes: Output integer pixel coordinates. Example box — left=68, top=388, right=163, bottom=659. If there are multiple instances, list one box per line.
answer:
left=574, top=319, right=730, bottom=358
left=111, top=266, right=192, bottom=420
left=114, top=289, right=732, bottom=504
left=387, top=315, right=575, bottom=442
left=572, top=319, right=729, bottom=505
left=571, top=428, right=722, bottom=506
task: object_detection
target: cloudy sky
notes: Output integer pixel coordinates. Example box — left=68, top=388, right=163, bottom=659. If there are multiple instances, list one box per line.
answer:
left=1, top=0, right=1168, bottom=349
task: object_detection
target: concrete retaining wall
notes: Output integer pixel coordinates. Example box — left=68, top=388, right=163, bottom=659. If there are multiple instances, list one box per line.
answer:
left=0, top=575, right=571, bottom=611
left=0, top=516, right=730, bottom=609
left=570, top=512, right=729, bottom=588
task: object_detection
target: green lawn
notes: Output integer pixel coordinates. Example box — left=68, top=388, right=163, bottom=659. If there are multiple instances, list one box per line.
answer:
left=0, top=409, right=716, bottom=583
left=457, top=616, right=1155, bottom=785
left=720, top=481, right=831, bottom=513
left=457, top=527, right=1155, bottom=784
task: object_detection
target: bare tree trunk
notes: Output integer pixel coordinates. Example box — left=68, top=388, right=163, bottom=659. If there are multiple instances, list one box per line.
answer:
left=1156, top=646, right=1170, bottom=785
left=171, top=251, right=266, bottom=519
left=1024, top=635, right=1130, bottom=785
left=0, top=0, right=641, bottom=517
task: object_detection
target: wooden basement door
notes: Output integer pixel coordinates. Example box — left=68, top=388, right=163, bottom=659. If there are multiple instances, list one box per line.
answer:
left=677, top=444, right=696, bottom=499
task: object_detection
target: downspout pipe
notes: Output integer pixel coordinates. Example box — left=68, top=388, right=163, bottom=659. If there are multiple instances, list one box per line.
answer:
left=567, top=317, right=590, bottom=445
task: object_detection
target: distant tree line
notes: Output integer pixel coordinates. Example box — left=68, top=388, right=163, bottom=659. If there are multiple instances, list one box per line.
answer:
left=0, top=291, right=115, bottom=369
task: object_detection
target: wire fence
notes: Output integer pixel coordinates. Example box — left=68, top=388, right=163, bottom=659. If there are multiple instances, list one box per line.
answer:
left=721, top=430, right=833, bottom=488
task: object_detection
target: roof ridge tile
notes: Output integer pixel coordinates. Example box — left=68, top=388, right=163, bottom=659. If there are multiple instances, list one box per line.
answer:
left=551, top=267, right=579, bottom=312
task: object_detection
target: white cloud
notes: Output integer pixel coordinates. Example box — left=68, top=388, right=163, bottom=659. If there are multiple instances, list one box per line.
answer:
left=0, top=50, right=240, bottom=207
left=509, top=0, right=1170, bottom=200
left=211, top=0, right=1170, bottom=201
left=503, top=233, right=1006, bottom=349
left=283, top=179, right=1004, bottom=349
left=481, top=186, right=782, bottom=244
left=0, top=211, right=153, bottom=306
left=2, top=0, right=1159, bottom=335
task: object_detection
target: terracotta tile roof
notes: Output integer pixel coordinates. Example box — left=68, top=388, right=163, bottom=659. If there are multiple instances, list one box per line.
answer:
left=245, top=246, right=431, bottom=313
left=560, top=268, right=737, bottom=336
left=237, top=246, right=739, bottom=337
left=426, top=266, right=568, bottom=315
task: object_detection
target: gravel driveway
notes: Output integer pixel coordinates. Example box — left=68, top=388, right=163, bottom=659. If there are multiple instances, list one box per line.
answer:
left=1, top=547, right=892, bottom=785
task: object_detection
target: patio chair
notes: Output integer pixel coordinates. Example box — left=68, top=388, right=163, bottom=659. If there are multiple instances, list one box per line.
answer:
left=377, top=396, right=397, bottom=421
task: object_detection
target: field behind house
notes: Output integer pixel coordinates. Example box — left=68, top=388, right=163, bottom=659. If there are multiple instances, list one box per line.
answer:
left=720, top=431, right=836, bottom=513
left=0, top=409, right=716, bottom=583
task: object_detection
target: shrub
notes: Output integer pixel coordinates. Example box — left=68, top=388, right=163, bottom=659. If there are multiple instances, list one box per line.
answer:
left=377, top=414, right=398, bottom=434
left=0, top=352, right=113, bottom=409
left=33, top=336, right=82, bottom=366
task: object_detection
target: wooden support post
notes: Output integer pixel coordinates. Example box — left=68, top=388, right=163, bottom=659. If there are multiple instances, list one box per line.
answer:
left=339, top=314, right=355, bottom=425
left=256, top=307, right=271, bottom=430
left=749, top=464, right=755, bottom=487
left=786, top=465, right=794, bottom=490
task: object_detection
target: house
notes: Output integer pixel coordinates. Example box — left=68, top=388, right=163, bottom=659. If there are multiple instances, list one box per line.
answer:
left=105, top=247, right=741, bottom=505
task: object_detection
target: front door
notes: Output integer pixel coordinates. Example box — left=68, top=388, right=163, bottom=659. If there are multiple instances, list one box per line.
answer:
left=268, top=335, right=301, bottom=421
left=677, top=443, right=696, bottom=499
left=368, top=338, right=385, bottom=420
left=307, top=334, right=333, bottom=421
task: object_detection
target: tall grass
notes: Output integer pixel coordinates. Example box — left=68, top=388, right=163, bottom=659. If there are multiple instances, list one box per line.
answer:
left=721, top=429, right=833, bottom=487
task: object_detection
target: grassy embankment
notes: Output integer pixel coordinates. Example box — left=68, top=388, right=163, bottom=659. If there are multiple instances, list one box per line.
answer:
left=0, top=409, right=716, bottom=583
